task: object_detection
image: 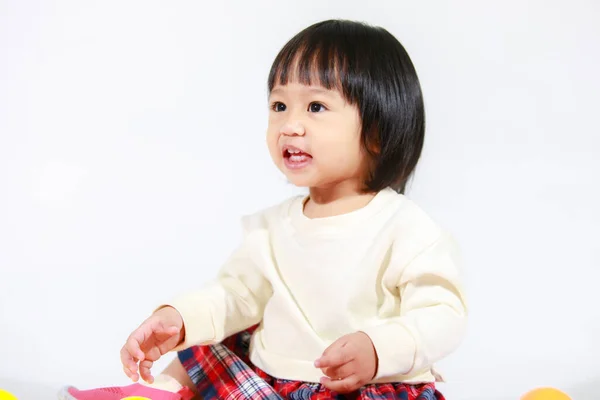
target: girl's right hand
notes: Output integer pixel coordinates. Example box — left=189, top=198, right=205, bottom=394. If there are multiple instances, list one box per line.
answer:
left=120, top=306, right=184, bottom=383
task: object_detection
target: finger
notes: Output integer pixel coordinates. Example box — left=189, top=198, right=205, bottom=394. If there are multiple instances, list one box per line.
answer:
left=151, top=319, right=180, bottom=338
left=120, top=346, right=139, bottom=381
left=147, top=323, right=180, bottom=355
left=140, top=346, right=163, bottom=363
left=137, top=323, right=178, bottom=355
left=156, top=331, right=183, bottom=355
left=315, top=337, right=347, bottom=368
left=322, top=337, right=346, bottom=355
left=323, top=362, right=355, bottom=380
left=137, top=328, right=180, bottom=365
left=122, top=364, right=139, bottom=382
left=125, top=327, right=151, bottom=362
left=139, top=359, right=154, bottom=383
left=320, top=374, right=362, bottom=394
left=315, top=345, right=354, bottom=369
left=139, top=333, right=180, bottom=366
left=162, top=324, right=181, bottom=335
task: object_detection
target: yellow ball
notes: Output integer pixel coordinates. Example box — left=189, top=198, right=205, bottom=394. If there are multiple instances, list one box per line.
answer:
left=0, top=389, right=18, bottom=400
left=120, top=397, right=151, bottom=400
left=521, top=387, right=571, bottom=400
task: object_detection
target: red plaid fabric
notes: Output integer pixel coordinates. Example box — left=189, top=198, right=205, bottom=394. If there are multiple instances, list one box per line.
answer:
left=178, top=327, right=445, bottom=399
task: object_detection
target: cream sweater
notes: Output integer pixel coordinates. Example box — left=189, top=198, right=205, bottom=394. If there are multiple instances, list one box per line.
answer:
left=167, top=188, right=467, bottom=384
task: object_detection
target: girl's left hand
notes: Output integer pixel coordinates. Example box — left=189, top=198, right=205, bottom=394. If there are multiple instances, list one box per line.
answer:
left=314, top=331, right=378, bottom=393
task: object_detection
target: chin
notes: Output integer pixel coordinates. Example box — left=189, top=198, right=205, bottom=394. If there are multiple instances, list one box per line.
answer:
left=280, top=171, right=316, bottom=188
left=285, top=176, right=313, bottom=188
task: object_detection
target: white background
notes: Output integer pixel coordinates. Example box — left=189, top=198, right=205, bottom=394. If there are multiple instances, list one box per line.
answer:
left=1, top=1, right=599, bottom=399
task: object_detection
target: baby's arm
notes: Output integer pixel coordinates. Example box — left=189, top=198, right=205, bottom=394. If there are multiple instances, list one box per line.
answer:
left=163, top=216, right=272, bottom=350
left=362, top=231, right=467, bottom=379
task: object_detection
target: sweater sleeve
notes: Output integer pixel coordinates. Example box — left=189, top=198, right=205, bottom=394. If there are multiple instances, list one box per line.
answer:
left=163, top=215, right=273, bottom=351
left=361, top=232, right=467, bottom=380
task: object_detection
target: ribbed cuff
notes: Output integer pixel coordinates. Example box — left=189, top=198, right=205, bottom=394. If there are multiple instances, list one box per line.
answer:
left=361, top=323, right=416, bottom=379
left=159, top=293, right=216, bottom=352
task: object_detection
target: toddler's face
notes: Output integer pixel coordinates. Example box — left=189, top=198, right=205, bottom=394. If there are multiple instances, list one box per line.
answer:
left=266, top=82, right=366, bottom=191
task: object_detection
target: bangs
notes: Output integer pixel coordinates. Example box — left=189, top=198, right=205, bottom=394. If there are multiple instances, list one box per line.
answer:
left=267, top=22, right=357, bottom=103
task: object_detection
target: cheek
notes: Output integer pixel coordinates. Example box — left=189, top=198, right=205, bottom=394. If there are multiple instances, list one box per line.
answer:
left=317, top=128, right=362, bottom=166
left=266, top=128, right=281, bottom=158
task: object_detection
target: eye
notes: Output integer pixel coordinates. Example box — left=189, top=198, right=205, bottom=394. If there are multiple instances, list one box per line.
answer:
left=308, top=102, right=327, bottom=113
left=271, top=102, right=286, bottom=112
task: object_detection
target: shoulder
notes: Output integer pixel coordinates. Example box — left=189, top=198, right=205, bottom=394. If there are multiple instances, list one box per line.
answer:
left=391, top=195, right=441, bottom=239
left=387, top=194, right=458, bottom=264
left=238, top=194, right=303, bottom=234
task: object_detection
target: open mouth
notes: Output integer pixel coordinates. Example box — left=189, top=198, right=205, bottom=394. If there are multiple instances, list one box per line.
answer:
left=282, top=146, right=312, bottom=170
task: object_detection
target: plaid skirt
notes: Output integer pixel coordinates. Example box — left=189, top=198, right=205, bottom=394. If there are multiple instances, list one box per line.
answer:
left=177, top=327, right=445, bottom=400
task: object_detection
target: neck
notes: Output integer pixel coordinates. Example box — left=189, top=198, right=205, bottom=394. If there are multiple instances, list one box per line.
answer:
left=305, top=182, right=376, bottom=218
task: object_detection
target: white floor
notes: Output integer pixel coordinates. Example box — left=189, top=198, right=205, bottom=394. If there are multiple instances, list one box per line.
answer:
left=0, top=377, right=596, bottom=399
left=0, top=378, right=59, bottom=399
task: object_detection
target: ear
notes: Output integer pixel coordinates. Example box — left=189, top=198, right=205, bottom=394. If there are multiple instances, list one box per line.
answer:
left=364, top=129, right=381, bottom=156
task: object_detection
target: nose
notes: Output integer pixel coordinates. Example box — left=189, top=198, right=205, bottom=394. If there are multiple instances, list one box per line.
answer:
left=279, top=115, right=305, bottom=137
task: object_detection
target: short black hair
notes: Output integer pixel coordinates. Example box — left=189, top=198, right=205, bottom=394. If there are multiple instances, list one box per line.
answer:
left=267, top=19, right=425, bottom=194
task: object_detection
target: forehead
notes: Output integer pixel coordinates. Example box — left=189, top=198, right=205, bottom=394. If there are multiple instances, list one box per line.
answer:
left=269, top=83, right=341, bottom=99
